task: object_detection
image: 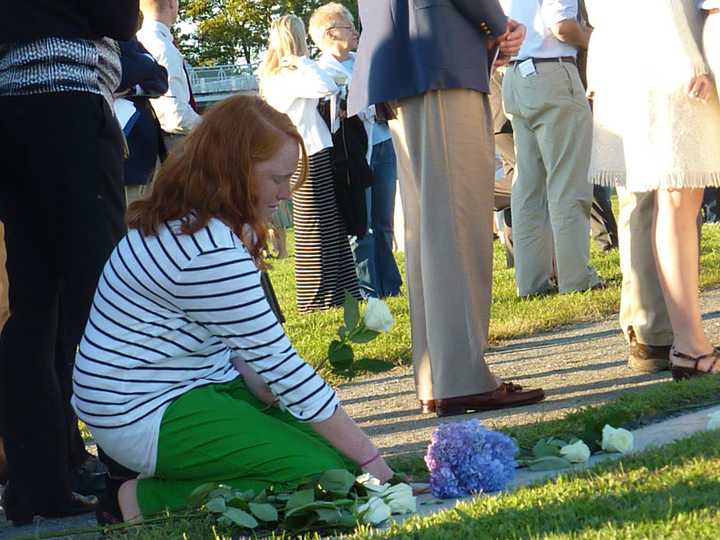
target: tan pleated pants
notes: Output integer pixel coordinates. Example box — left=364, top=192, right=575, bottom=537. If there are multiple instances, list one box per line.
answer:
left=389, top=89, right=498, bottom=401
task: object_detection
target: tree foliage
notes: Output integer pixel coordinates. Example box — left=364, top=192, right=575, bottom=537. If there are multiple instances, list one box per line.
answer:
left=178, top=0, right=359, bottom=66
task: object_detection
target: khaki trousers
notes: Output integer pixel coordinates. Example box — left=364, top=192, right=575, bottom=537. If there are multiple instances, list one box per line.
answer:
left=0, top=222, right=8, bottom=331
left=502, top=61, right=599, bottom=296
left=389, top=89, right=497, bottom=401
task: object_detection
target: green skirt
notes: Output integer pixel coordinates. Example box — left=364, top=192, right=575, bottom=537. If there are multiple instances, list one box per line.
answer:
left=137, top=378, right=355, bottom=516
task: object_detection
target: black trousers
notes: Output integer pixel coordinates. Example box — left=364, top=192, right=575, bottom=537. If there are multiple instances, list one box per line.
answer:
left=0, top=92, right=125, bottom=515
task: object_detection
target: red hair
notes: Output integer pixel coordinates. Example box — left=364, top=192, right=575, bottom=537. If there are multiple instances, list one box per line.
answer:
left=126, top=95, right=307, bottom=266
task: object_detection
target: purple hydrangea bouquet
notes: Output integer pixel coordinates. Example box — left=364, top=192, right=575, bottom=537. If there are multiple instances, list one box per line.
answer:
left=424, top=419, right=518, bottom=498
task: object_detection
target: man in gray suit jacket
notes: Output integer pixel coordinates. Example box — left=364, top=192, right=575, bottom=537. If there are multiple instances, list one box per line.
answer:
left=349, top=0, right=545, bottom=417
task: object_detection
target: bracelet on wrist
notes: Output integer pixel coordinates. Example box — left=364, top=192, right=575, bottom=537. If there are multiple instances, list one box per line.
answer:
left=359, top=450, right=382, bottom=468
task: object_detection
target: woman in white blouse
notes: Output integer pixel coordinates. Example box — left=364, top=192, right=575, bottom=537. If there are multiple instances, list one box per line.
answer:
left=73, top=95, right=393, bottom=522
left=259, top=15, right=361, bottom=313
left=587, top=0, right=720, bottom=378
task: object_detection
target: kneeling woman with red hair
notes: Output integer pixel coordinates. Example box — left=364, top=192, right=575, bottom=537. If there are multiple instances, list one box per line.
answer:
left=71, top=95, right=393, bottom=522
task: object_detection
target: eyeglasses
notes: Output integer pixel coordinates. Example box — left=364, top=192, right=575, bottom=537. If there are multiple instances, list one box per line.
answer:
left=327, top=25, right=355, bottom=33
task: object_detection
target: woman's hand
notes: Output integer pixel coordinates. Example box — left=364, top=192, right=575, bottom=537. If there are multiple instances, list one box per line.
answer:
left=231, top=357, right=277, bottom=406
left=687, top=74, right=714, bottom=103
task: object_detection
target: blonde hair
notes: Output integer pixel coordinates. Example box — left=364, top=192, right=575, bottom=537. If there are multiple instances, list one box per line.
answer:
left=258, top=15, right=310, bottom=82
left=308, top=3, right=354, bottom=50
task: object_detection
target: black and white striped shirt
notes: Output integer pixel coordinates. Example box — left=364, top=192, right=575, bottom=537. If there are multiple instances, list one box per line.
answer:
left=71, top=217, right=338, bottom=474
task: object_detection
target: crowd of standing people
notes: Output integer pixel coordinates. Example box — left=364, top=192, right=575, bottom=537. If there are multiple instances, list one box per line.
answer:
left=0, top=0, right=719, bottom=528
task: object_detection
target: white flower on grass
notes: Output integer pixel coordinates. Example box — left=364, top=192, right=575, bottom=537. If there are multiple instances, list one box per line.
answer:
left=356, top=473, right=389, bottom=494
left=363, top=298, right=394, bottom=333
left=381, top=483, right=416, bottom=514
left=358, top=496, right=392, bottom=525
left=559, top=440, right=591, bottom=463
left=601, top=425, right=634, bottom=454
left=707, top=411, right=720, bottom=431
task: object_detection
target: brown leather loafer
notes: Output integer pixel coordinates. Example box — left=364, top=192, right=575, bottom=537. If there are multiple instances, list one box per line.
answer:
left=420, top=382, right=545, bottom=417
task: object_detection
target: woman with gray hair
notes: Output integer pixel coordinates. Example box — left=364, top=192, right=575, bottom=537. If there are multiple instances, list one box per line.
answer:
left=309, top=3, right=403, bottom=299
left=259, top=15, right=360, bottom=312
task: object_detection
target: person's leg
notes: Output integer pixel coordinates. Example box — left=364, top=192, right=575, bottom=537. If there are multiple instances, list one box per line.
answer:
left=60, top=96, right=126, bottom=473
left=0, top=94, right=74, bottom=520
left=532, top=63, right=599, bottom=293
left=128, top=380, right=354, bottom=517
left=591, top=185, right=619, bottom=251
left=506, top=114, right=555, bottom=296
left=653, top=188, right=718, bottom=372
left=370, top=140, right=402, bottom=297
left=0, top=222, right=7, bottom=331
left=389, top=104, right=431, bottom=401
left=617, top=188, right=673, bottom=372
left=349, top=188, right=378, bottom=298
left=392, top=89, right=498, bottom=401
left=502, top=66, right=555, bottom=297
left=0, top=221, right=8, bottom=484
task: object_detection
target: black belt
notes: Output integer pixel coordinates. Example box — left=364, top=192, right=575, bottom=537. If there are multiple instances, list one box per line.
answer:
left=510, top=56, right=576, bottom=66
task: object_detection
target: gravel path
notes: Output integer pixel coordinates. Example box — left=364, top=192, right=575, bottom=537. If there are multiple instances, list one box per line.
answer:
left=337, top=288, right=720, bottom=457
left=3, top=288, right=720, bottom=539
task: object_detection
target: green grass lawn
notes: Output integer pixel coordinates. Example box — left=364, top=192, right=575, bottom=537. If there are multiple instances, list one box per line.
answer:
left=270, top=224, right=720, bottom=371
left=362, top=428, right=720, bottom=540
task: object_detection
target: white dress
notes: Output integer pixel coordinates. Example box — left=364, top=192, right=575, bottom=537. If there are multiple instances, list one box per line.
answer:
left=587, top=0, right=720, bottom=191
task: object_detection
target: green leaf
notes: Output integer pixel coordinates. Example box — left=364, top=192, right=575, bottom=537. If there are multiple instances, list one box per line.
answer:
left=315, top=507, right=343, bottom=524
left=226, top=496, right=249, bottom=510
left=349, top=327, right=381, bottom=344
left=222, top=507, right=258, bottom=529
left=318, top=469, right=356, bottom=497
left=343, top=291, right=360, bottom=332
left=285, top=501, right=339, bottom=519
left=328, top=340, right=354, bottom=371
left=248, top=502, right=278, bottom=522
left=532, top=437, right=565, bottom=458
left=205, top=496, right=227, bottom=513
left=353, top=358, right=395, bottom=373
left=188, top=482, right=219, bottom=506
left=285, top=488, right=315, bottom=510
left=337, top=326, right=347, bottom=340
left=527, top=456, right=573, bottom=471
left=208, top=486, right=233, bottom=500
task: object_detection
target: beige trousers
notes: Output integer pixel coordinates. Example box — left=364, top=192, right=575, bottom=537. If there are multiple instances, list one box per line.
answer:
left=502, top=61, right=599, bottom=295
left=389, top=89, right=498, bottom=401
left=0, top=222, right=8, bottom=331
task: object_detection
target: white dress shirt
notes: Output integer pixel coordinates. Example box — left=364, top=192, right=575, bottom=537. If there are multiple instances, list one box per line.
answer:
left=261, top=57, right=338, bottom=156
left=137, top=19, right=201, bottom=135
left=501, top=0, right=579, bottom=60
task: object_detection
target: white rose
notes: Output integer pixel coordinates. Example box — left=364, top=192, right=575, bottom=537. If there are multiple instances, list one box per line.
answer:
left=382, top=483, right=416, bottom=514
left=559, top=440, right=591, bottom=463
left=363, top=298, right=394, bottom=333
left=358, top=496, right=392, bottom=525
left=356, top=473, right=389, bottom=494
left=601, top=425, right=634, bottom=454
left=707, top=411, right=720, bottom=431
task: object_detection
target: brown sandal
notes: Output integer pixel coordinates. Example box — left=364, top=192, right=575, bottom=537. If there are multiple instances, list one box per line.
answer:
left=669, top=346, right=720, bottom=381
